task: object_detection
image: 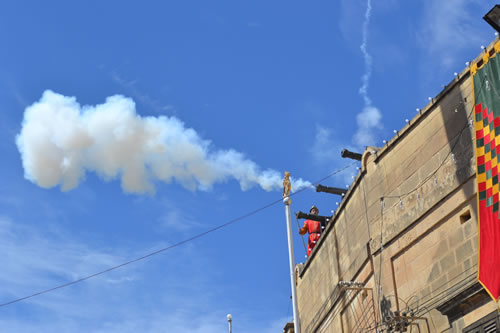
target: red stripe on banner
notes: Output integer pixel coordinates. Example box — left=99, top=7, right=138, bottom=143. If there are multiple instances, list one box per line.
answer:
left=494, top=117, right=500, bottom=128
left=477, top=129, right=484, bottom=139
left=486, top=160, right=492, bottom=171
left=475, top=59, right=500, bottom=303
left=479, top=182, right=487, bottom=191
left=476, top=103, right=483, bottom=114
left=478, top=199, right=500, bottom=300
left=478, top=155, right=485, bottom=165
left=485, top=134, right=491, bottom=145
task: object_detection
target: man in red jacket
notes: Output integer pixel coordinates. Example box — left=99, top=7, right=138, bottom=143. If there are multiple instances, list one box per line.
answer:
left=299, top=205, right=322, bottom=256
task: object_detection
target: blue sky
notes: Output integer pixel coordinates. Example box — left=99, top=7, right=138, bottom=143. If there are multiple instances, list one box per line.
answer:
left=0, top=0, right=497, bottom=331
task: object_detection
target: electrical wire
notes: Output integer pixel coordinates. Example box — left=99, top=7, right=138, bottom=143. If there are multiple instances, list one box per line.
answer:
left=327, top=82, right=481, bottom=332
left=286, top=295, right=292, bottom=322
left=414, top=304, right=438, bottom=332
left=322, top=95, right=475, bottom=329
left=0, top=162, right=358, bottom=308
left=372, top=73, right=488, bottom=310
left=308, top=283, right=345, bottom=332
left=376, top=197, right=385, bottom=323
left=382, top=72, right=487, bottom=203
left=384, top=294, right=410, bottom=313
left=295, top=214, right=308, bottom=254
left=359, top=70, right=492, bottom=333
left=405, top=294, right=419, bottom=313
left=324, top=62, right=492, bottom=333
left=347, top=290, right=364, bottom=333
left=363, top=266, right=479, bottom=333
left=407, top=263, right=478, bottom=311
left=352, top=292, right=374, bottom=333
left=415, top=271, right=477, bottom=316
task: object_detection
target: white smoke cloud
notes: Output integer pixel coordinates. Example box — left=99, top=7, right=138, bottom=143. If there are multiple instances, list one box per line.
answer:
left=16, top=90, right=311, bottom=194
left=353, top=0, right=383, bottom=148
left=353, top=105, right=383, bottom=147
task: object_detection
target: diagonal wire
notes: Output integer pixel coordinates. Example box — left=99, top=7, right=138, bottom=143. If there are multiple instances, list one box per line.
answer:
left=0, top=162, right=358, bottom=308
left=286, top=295, right=292, bottom=322
left=371, top=72, right=489, bottom=325
left=366, top=71, right=493, bottom=333
left=382, top=71, right=487, bottom=202
left=295, top=214, right=308, bottom=254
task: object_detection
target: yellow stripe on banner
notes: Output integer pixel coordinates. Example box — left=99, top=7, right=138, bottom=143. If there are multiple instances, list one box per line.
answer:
left=472, top=58, right=482, bottom=294
left=487, top=177, right=493, bottom=189
left=484, top=124, right=490, bottom=136
left=493, top=183, right=499, bottom=196
left=471, top=40, right=500, bottom=76
left=478, top=147, right=485, bottom=157
left=471, top=63, right=478, bottom=76
left=495, top=40, right=500, bottom=54
left=474, top=113, right=483, bottom=131
left=478, top=171, right=487, bottom=183
left=492, top=156, right=498, bottom=168
left=483, top=53, right=490, bottom=67
left=485, top=152, right=491, bottom=163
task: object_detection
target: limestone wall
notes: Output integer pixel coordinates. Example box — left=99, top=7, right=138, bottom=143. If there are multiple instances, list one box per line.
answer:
left=295, top=41, right=499, bottom=333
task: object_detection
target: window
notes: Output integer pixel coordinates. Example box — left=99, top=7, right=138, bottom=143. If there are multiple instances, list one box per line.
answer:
left=460, top=210, right=471, bottom=224
left=463, top=310, right=500, bottom=333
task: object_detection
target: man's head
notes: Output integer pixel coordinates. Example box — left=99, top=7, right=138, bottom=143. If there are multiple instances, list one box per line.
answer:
left=310, top=205, right=319, bottom=215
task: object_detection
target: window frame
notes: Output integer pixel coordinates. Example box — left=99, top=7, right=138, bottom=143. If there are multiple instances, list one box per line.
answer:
left=463, top=310, right=500, bottom=333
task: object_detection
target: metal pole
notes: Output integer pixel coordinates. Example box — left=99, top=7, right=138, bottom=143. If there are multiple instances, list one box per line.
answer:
left=284, top=196, right=301, bottom=333
left=227, top=314, right=232, bottom=333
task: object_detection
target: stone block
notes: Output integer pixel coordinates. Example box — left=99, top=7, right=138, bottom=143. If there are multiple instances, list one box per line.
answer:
left=431, top=236, right=447, bottom=256
left=448, top=265, right=464, bottom=282
left=431, top=275, right=448, bottom=294
left=292, top=68, right=500, bottom=333
left=448, top=227, right=464, bottom=248
left=463, top=221, right=472, bottom=237
left=470, top=253, right=478, bottom=266
left=440, top=252, right=457, bottom=273
left=420, top=286, right=431, bottom=304
left=428, top=262, right=441, bottom=282
left=455, top=240, right=473, bottom=260
left=452, top=317, right=465, bottom=333
left=464, top=258, right=472, bottom=271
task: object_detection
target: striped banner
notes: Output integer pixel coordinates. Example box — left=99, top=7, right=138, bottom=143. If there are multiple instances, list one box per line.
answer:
left=472, top=41, right=500, bottom=303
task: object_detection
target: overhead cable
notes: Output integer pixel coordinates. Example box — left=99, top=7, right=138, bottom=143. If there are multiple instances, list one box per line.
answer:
left=371, top=73, right=488, bottom=331
left=0, top=162, right=357, bottom=308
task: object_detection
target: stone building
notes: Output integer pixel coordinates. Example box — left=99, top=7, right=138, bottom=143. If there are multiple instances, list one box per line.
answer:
left=284, top=39, right=500, bottom=333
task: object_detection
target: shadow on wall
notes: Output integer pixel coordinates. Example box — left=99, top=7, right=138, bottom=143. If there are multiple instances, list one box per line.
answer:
left=441, top=84, right=474, bottom=189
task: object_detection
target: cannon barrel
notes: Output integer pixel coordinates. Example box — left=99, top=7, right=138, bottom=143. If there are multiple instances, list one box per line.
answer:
left=316, top=184, right=348, bottom=196
left=295, top=211, right=330, bottom=224
left=341, top=149, right=362, bottom=161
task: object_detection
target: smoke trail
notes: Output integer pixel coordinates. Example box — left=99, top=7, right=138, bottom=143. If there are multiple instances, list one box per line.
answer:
left=16, top=90, right=312, bottom=194
left=353, top=0, right=383, bottom=147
